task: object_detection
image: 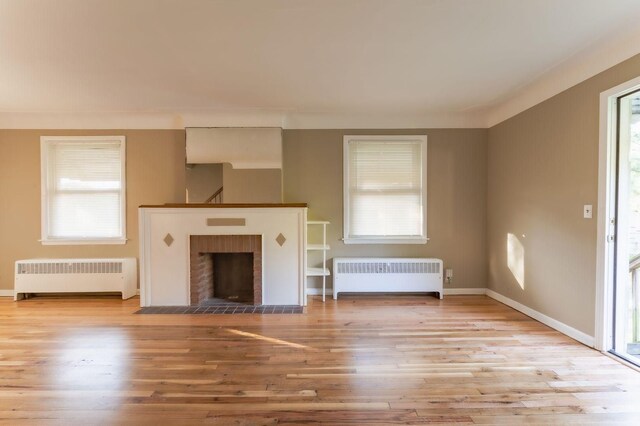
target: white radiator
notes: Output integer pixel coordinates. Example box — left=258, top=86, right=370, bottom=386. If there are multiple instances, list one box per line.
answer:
left=14, top=258, right=137, bottom=300
left=332, top=257, right=443, bottom=300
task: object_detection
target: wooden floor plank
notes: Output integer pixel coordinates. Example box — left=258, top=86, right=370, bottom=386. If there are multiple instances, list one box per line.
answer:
left=0, top=294, right=638, bottom=424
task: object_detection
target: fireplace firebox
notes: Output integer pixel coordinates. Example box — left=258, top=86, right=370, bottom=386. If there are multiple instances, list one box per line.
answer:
left=189, top=235, right=262, bottom=305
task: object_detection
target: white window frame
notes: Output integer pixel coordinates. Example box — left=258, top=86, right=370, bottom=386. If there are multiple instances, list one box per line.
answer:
left=343, top=135, right=428, bottom=244
left=40, top=136, right=127, bottom=245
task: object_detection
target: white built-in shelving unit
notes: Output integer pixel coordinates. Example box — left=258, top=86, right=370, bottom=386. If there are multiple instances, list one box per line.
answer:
left=306, top=220, right=330, bottom=302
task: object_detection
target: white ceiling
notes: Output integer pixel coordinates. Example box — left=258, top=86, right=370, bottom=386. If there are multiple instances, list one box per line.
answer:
left=2, top=0, right=640, bottom=128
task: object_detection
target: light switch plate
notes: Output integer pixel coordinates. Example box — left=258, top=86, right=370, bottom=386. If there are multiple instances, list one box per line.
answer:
left=584, top=204, right=593, bottom=219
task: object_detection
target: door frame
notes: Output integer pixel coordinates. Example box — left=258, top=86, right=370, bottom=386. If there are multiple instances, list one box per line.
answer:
left=596, top=75, right=640, bottom=351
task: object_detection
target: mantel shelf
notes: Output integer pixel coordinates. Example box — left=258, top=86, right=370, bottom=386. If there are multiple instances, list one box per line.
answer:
left=140, top=203, right=308, bottom=209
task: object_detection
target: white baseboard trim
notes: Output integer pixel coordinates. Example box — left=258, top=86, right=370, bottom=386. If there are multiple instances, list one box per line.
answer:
left=444, top=288, right=487, bottom=295
left=307, top=288, right=486, bottom=296
left=485, top=289, right=595, bottom=348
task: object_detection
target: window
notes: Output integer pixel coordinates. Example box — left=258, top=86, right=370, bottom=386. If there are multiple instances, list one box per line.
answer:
left=41, top=136, right=126, bottom=245
left=343, top=135, right=427, bottom=244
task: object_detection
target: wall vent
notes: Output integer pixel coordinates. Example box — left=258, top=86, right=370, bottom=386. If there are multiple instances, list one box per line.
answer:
left=16, top=261, right=123, bottom=275
left=336, top=261, right=440, bottom=275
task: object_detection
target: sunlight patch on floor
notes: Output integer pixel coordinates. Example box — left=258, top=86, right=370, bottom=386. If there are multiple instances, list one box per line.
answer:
left=227, top=328, right=309, bottom=349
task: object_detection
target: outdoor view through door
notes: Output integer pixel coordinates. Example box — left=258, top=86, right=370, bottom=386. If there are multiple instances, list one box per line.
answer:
left=615, top=91, right=640, bottom=365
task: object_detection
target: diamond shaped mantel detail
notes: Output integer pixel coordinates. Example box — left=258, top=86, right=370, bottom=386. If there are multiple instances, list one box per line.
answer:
left=163, top=233, right=174, bottom=247
left=275, top=233, right=286, bottom=247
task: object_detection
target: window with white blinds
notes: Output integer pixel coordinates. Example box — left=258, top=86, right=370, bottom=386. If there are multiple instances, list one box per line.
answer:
left=41, top=136, right=126, bottom=244
left=343, top=135, right=427, bottom=244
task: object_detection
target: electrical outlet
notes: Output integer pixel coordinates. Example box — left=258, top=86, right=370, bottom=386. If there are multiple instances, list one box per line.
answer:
left=445, top=268, right=453, bottom=284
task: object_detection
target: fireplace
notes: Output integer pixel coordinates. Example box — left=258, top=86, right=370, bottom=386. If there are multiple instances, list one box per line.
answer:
left=189, top=235, right=262, bottom=305
left=139, top=205, right=306, bottom=307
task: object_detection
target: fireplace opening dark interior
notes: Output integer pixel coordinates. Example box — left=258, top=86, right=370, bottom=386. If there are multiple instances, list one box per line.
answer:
left=212, top=253, right=254, bottom=304
left=190, top=234, right=262, bottom=306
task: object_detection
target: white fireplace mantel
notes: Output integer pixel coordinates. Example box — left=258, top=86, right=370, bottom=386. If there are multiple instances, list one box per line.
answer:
left=138, top=204, right=307, bottom=307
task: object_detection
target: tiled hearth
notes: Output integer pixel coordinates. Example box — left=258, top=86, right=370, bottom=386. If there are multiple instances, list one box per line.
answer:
left=189, top=234, right=262, bottom=305
left=135, top=304, right=304, bottom=315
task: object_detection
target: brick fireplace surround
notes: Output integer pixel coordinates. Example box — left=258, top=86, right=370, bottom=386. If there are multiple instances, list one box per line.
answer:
left=189, top=235, right=262, bottom=305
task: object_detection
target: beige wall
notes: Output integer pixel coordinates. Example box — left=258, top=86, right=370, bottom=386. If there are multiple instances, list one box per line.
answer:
left=283, top=129, right=488, bottom=290
left=222, top=164, right=282, bottom=203
left=0, top=127, right=486, bottom=293
left=487, top=53, right=640, bottom=336
left=0, top=129, right=185, bottom=290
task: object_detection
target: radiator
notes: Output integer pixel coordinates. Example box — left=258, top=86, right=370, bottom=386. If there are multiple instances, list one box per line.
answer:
left=332, top=257, right=443, bottom=300
left=14, top=258, right=137, bottom=300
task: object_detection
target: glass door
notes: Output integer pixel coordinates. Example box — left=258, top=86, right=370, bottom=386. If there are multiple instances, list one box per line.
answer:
left=613, top=91, right=640, bottom=365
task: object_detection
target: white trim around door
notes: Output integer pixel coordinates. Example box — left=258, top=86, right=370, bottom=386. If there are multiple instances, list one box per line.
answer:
left=596, top=75, right=640, bottom=352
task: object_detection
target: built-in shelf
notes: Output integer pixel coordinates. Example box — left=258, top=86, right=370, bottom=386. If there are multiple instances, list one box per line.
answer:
left=307, top=244, right=330, bottom=251
left=306, top=220, right=330, bottom=302
left=306, top=267, right=331, bottom=277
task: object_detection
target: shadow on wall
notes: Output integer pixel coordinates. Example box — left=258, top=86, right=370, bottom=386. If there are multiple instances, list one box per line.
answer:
left=507, top=233, right=525, bottom=289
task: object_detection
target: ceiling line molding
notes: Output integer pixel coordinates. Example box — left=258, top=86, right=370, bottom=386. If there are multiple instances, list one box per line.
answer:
left=485, top=24, right=640, bottom=128
left=282, top=111, right=485, bottom=129
left=0, top=111, right=486, bottom=130
left=0, top=111, right=285, bottom=130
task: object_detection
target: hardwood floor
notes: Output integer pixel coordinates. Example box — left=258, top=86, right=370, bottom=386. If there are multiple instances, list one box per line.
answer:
left=0, top=294, right=639, bottom=425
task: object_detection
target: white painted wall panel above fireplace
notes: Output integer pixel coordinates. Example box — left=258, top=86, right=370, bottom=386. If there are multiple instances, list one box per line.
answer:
left=138, top=206, right=307, bottom=307
left=186, top=127, right=282, bottom=169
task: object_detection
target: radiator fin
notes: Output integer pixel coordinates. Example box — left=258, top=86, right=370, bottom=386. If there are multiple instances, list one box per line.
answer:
left=336, top=261, right=440, bottom=274
left=16, top=261, right=123, bottom=275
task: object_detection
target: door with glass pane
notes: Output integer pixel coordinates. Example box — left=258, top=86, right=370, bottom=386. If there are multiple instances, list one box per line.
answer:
left=614, top=91, right=640, bottom=365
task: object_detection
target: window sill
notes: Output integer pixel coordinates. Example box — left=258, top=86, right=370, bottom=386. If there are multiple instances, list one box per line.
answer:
left=40, top=238, right=127, bottom=246
left=343, top=237, right=429, bottom=245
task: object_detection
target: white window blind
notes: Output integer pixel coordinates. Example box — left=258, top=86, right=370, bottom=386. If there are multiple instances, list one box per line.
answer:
left=41, top=137, right=126, bottom=244
left=344, top=136, right=427, bottom=244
